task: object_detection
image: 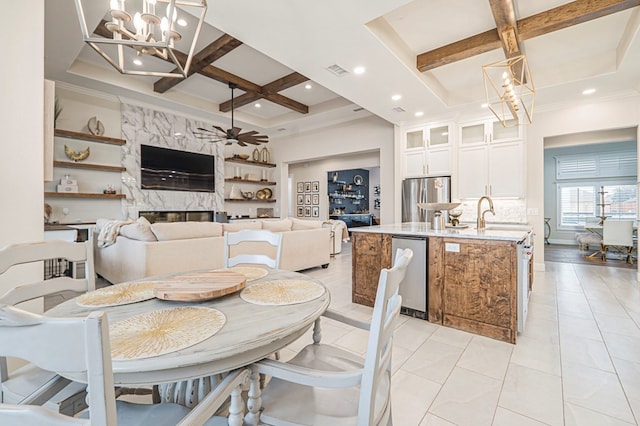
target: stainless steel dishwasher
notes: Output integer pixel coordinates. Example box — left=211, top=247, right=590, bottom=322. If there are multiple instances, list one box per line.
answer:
left=391, top=236, right=428, bottom=319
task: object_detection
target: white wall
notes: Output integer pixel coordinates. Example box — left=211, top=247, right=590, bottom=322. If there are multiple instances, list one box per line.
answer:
left=270, top=116, right=395, bottom=223
left=0, top=1, right=45, bottom=303
left=527, top=95, right=640, bottom=271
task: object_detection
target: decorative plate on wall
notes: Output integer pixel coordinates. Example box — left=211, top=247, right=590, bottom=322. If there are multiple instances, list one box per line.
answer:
left=353, top=175, right=363, bottom=185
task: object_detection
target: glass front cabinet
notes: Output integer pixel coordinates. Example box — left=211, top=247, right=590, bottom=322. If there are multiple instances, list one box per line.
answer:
left=457, top=118, right=525, bottom=198
left=402, top=123, right=452, bottom=178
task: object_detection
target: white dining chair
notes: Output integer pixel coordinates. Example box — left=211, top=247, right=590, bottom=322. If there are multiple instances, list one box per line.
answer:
left=251, top=248, right=413, bottom=426
left=0, top=304, right=250, bottom=426
left=0, top=240, right=95, bottom=414
left=224, top=229, right=283, bottom=269
left=600, top=220, right=634, bottom=263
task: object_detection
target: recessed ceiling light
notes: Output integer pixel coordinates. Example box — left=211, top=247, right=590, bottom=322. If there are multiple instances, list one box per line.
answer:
left=391, top=94, right=402, bottom=101
left=582, top=88, right=596, bottom=95
left=305, top=84, right=312, bottom=90
left=133, top=59, right=143, bottom=66
left=481, top=103, right=489, bottom=108
left=177, top=18, right=187, bottom=27
left=174, top=132, right=182, bottom=137
left=353, top=66, right=366, bottom=75
left=415, top=111, right=424, bottom=117
left=254, top=103, right=261, bottom=108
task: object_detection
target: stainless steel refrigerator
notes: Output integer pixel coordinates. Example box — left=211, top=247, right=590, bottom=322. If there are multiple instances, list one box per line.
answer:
left=401, top=176, right=452, bottom=223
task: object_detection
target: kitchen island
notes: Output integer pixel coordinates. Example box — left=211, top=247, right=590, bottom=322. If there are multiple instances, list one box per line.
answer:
left=350, top=222, right=533, bottom=343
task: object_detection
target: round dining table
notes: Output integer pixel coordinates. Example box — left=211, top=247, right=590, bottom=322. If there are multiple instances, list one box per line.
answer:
left=46, top=268, right=330, bottom=387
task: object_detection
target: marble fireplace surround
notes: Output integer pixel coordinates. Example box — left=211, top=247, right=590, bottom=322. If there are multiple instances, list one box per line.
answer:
left=120, top=103, right=225, bottom=220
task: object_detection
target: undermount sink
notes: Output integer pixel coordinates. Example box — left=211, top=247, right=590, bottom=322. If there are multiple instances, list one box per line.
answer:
left=482, top=224, right=532, bottom=231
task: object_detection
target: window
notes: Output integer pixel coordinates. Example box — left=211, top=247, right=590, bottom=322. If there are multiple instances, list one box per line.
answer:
left=558, top=182, right=637, bottom=229
left=556, top=151, right=636, bottom=180
left=555, top=150, right=637, bottom=230
left=604, top=184, right=637, bottom=220
left=558, top=184, right=596, bottom=227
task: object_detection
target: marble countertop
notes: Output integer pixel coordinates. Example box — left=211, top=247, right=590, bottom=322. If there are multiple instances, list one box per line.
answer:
left=349, top=222, right=532, bottom=242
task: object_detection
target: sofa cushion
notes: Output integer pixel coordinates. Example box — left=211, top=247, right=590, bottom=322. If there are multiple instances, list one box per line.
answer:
left=262, top=218, right=292, bottom=232
left=151, top=222, right=223, bottom=241
left=223, top=221, right=263, bottom=234
left=291, top=218, right=323, bottom=230
left=120, top=217, right=157, bottom=241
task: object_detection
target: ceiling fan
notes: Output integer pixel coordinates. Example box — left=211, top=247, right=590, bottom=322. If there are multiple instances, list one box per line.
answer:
left=194, top=83, right=269, bottom=146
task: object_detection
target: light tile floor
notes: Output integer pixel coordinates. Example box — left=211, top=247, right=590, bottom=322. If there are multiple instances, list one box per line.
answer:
left=59, top=243, right=640, bottom=425
left=292, top=243, right=640, bottom=426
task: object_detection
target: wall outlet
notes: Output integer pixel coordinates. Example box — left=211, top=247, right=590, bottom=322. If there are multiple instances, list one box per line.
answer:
left=62, top=207, right=70, bottom=216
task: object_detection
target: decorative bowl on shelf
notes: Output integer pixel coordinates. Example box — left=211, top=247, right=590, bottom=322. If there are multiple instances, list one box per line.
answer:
left=241, top=191, right=254, bottom=200
left=234, top=154, right=250, bottom=160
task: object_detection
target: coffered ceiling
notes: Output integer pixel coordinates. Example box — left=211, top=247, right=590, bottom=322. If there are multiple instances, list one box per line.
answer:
left=45, top=0, right=640, bottom=139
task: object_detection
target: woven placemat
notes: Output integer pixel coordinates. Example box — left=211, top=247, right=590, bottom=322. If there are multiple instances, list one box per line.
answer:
left=76, top=281, right=159, bottom=308
left=240, top=279, right=325, bottom=306
left=109, top=306, right=225, bottom=360
left=213, top=267, right=269, bottom=281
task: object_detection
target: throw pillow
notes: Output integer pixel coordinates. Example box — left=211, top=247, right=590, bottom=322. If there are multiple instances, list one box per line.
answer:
left=119, top=217, right=157, bottom=241
left=151, top=222, right=223, bottom=241
left=291, top=217, right=323, bottom=230
left=222, top=221, right=263, bottom=234
left=261, top=218, right=292, bottom=232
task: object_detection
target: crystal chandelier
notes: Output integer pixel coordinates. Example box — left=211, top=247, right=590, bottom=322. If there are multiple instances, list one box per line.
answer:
left=74, top=0, right=207, bottom=78
left=482, top=55, right=535, bottom=127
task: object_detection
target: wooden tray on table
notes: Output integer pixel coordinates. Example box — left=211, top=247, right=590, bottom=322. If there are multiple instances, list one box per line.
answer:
left=153, top=271, right=246, bottom=301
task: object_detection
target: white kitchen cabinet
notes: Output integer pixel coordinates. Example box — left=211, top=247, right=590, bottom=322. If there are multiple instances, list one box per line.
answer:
left=402, top=123, right=452, bottom=177
left=403, top=150, right=427, bottom=177
left=459, top=118, right=522, bottom=146
left=458, top=118, right=524, bottom=198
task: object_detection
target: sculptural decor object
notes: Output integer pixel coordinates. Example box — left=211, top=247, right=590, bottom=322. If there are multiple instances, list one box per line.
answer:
left=260, top=147, right=270, bottom=163
left=87, top=116, right=105, bottom=135
left=64, top=145, right=90, bottom=162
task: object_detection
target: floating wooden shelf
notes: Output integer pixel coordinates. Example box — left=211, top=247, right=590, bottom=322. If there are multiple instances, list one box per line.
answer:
left=225, top=157, right=276, bottom=168
left=224, top=178, right=275, bottom=185
left=53, top=161, right=126, bottom=172
left=224, top=198, right=276, bottom=203
left=54, top=129, right=126, bottom=146
left=45, top=192, right=126, bottom=199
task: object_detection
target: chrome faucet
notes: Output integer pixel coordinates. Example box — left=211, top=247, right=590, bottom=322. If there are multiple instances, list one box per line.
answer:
left=477, top=195, right=495, bottom=229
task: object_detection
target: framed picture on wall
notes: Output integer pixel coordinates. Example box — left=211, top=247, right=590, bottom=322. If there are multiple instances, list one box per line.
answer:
left=304, top=194, right=311, bottom=205
left=304, top=181, right=312, bottom=192
left=297, top=194, right=304, bottom=205
left=297, top=206, right=304, bottom=217
left=312, top=194, right=319, bottom=205
left=312, top=181, right=319, bottom=192
left=297, top=182, right=304, bottom=193
left=304, top=206, right=311, bottom=217
left=312, top=206, right=319, bottom=217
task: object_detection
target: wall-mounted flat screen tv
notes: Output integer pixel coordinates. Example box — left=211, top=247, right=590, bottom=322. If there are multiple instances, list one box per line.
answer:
left=141, top=145, right=215, bottom=192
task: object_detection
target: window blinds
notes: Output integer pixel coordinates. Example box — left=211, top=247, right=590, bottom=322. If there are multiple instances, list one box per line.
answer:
left=556, top=151, right=636, bottom=180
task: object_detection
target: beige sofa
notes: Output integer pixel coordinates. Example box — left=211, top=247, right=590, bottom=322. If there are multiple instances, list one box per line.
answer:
left=95, top=217, right=331, bottom=284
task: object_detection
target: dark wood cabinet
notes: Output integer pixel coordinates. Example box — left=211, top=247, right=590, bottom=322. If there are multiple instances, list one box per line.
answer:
left=352, top=231, right=521, bottom=343
left=351, top=232, right=392, bottom=307
left=429, top=237, right=517, bottom=343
